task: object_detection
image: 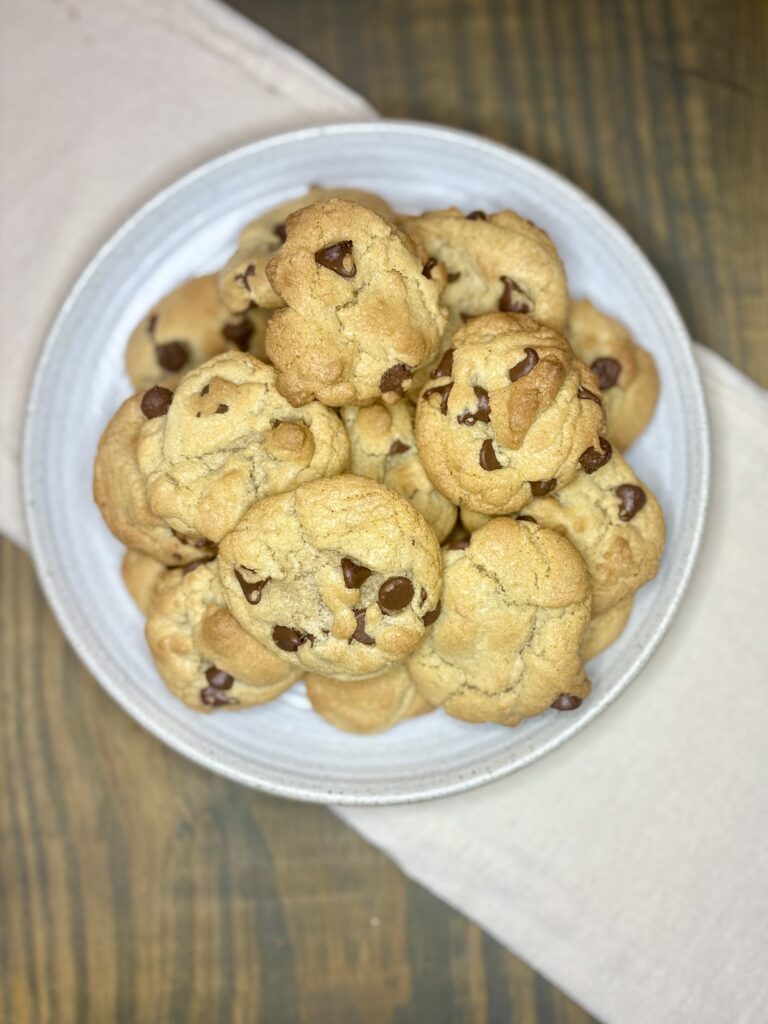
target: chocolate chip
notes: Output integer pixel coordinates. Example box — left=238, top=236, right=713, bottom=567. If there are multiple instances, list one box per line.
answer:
left=234, top=569, right=270, bottom=605
left=388, top=439, right=411, bottom=455
left=234, top=263, right=256, bottom=290
left=380, top=363, right=413, bottom=395
left=551, top=693, right=582, bottom=711
left=156, top=341, right=189, bottom=371
left=457, top=386, right=490, bottom=426
left=215, top=404, right=228, bottom=414
left=431, top=348, right=454, bottom=379
left=422, top=601, right=441, bottom=627
left=467, top=210, right=487, bottom=220
left=222, top=319, right=254, bottom=350
left=616, top=484, right=647, bottom=521
left=171, top=529, right=215, bottom=550
left=591, top=357, right=622, bottom=390
left=447, top=271, right=461, bottom=283
left=341, top=558, right=372, bottom=589
left=508, top=347, right=539, bottom=382
left=273, top=222, right=287, bottom=243
left=460, top=313, right=471, bottom=323
left=530, top=478, right=557, bottom=496
left=272, top=625, right=314, bottom=652
left=315, top=240, right=356, bottom=278
left=516, top=514, right=537, bottom=523
left=579, top=437, right=613, bottom=474
left=205, top=666, right=234, bottom=690
left=445, top=537, right=470, bottom=550
left=423, top=382, right=453, bottom=415
left=499, top=277, right=533, bottom=314
left=141, top=385, right=174, bottom=419
left=479, top=439, right=502, bottom=471
left=146, top=313, right=158, bottom=335
left=350, top=608, right=375, bottom=645
left=422, top=257, right=438, bottom=279
left=378, top=576, right=414, bottom=613
left=419, top=588, right=427, bottom=606
left=201, top=384, right=210, bottom=396
left=200, top=687, right=238, bottom=707
left=577, top=386, right=602, bottom=405
left=181, top=556, right=215, bottom=575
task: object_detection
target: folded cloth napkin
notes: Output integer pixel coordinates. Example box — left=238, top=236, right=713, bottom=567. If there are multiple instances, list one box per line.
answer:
left=3, top=4, right=767, bottom=1023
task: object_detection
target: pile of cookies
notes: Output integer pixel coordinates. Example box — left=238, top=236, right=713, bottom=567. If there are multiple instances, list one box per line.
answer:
left=94, top=187, right=664, bottom=734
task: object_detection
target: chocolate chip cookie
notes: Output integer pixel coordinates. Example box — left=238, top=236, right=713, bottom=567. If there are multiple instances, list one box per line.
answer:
left=218, top=475, right=443, bottom=680
left=146, top=561, right=300, bottom=711
left=567, top=299, right=660, bottom=450
left=416, top=312, right=608, bottom=515
left=582, top=595, right=634, bottom=661
left=341, top=400, right=457, bottom=542
left=265, top=198, right=448, bottom=406
left=305, top=663, right=432, bottom=733
left=219, top=187, right=395, bottom=315
left=121, top=549, right=168, bottom=614
left=137, top=351, right=350, bottom=544
left=94, top=394, right=216, bottom=564
left=409, top=517, right=591, bottom=726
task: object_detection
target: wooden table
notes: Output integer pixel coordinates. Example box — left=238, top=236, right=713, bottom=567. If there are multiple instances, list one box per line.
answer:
left=2, top=1, right=765, bottom=1021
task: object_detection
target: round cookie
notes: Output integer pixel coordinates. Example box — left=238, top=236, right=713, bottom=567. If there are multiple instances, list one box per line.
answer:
left=121, top=549, right=169, bottom=614
left=582, top=595, right=634, bottom=661
left=146, top=561, right=300, bottom=712
left=125, top=275, right=260, bottom=390
left=137, top=351, right=350, bottom=544
left=305, top=663, right=432, bottom=734
left=567, top=299, right=660, bottom=450
left=408, top=518, right=591, bottom=726
left=415, top=312, right=608, bottom=515
left=340, top=400, right=457, bottom=542
left=460, top=449, right=664, bottom=614
left=219, top=187, right=395, bottom=315
left=217, top=475, right=443, bottom=681
left=265, top=198, right=448, bottom=406
left=94, top=394, right=216, bottom=565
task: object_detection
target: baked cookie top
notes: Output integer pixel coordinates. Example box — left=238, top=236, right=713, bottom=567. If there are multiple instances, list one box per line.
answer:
left=219, top=187, right=395, bottom=315
left=305, top=663, right=432, bottom=734
left=265, top=199, right=448, bottom=406
left=94, top=394, right=216, bottom=565
left=217, top=475, right=443, bottom=680
left=125, top=274, right=257, bottom=390
left=408, top=517, right=591, bottom=726
left=137, top=351, right=350, bottom=544
left=415, top=312, right=609, bottom=515
left=341, top=400, right=457, bottom=542
left=146, top=561, right=300, bottom=712
left=567, top=299, right=660, bottom=451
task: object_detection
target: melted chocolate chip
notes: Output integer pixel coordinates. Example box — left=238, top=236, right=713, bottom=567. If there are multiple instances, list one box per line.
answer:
left=447, top=271, right=461, bottom=283
left=141, top=385, right=174, bottom=419
left=378, top=576, right=415, bottom=613
left=200, top=687, right=238, bottom=707
left=388, top=439, right=411, bottom=455
left=422, top=601, right=442, bottom=627
left=616, top=484, right=647, bottom=521
left=422, top=257, right=438, bottom=279
left=201, top=384, right=210, bottom=396
left=272, top=625, right=314, bottom=652
left=516, top=515, right=537, bottom=524
left=431, top=348, right=454, bottom=379
left=457, top=386, right=490, bottom=426
left=171, top=529, right=215, bottom=550
left=445, top=536, right=470, bottom=550
left=273, top=222, right=287, bottom=243
left=479, top=439, right=502, bottom=471
left=529, top=478, right=557, bottom=497
left=215, top=404, right=228, bottom=414
left=156, top=341, right=189, bottom=371
left=205, top=666, right=234, bottom=690
left=341, top=558, right=372, bottom=589
left=380, top=363, right=413, bottom=395
left=234, top=569, right=270, bottom=605
left=499, top=277, right=533, bottom=314
left=419, top=588, right=427, bottom=606
left=234, top=263, right=256, bottom=290
left=577, top=386, right=603, bottom=405
left=423, top=382, right=453, bottom=415
left=467, top=210, right=487, bottom=220
left=508, top=347, right=539, bottom=381
left=551, top=693, right=583, bottom=711
left=350, top=608, right=375, bottom=645
left=591, top=357, right=622, bottom=390
left=315, top=240, right=356, bottom=278
left=579, top=437, right=613, bottom=474
left=222, top=319, right=254, bottom=350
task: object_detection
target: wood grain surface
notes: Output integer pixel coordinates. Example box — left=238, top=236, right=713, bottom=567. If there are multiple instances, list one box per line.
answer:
left=2, top=1, right=765, bottom=1022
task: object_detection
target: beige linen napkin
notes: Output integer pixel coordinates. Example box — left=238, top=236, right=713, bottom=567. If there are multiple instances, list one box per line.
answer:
left=3, top=4, right=767, bottom=1022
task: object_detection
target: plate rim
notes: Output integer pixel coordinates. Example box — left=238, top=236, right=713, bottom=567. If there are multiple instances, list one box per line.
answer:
left=21, top=119, right=711, bottom=804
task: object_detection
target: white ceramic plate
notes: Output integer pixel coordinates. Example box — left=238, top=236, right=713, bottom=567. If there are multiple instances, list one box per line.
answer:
left=23, top=122, right=709, bottom=804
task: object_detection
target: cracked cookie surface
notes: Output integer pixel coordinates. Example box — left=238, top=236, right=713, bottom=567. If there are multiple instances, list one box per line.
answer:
left=137, top=351, right=350, bottom=544
left=146, top=561, right=300, bottom=711
left=567, top=299, right=659, bottom=450
left=305, top=663, right=432, bottom=733
left=408, top=517, right=591, bottom=726
left=341, top=400, right=457, bottom=542
left=415, top=312, right=608, bottom=515
left=265, top=199, right=448, bottom=406
left=218, top=475, right=443, bottom=680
